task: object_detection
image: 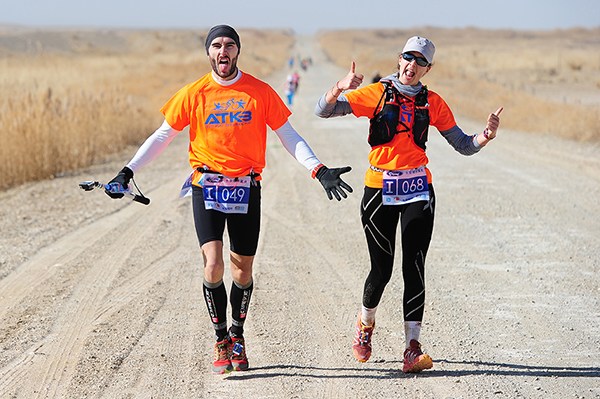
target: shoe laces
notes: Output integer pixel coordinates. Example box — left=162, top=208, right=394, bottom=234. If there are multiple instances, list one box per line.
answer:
left=214, top=340, right=229, bottom=361
left=230, top=337, right=246, bottom=358
left=355, top=323, right=373, bottom=345
left=404, top=341, right=424, bottom=362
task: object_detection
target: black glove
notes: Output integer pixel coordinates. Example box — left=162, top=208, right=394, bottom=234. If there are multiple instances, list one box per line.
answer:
left=316, top=165, right=353, bottom=201
left=105, top=166, right=134, bottom=199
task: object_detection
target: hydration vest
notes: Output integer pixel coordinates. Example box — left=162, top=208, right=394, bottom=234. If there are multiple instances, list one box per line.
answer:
left=369, top=82, right=430, bottom=150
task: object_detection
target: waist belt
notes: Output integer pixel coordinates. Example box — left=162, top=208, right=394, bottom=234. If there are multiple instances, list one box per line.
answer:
left=196, top=167, right=261, bottom=179
left=369, top=165, right=385, bottom=172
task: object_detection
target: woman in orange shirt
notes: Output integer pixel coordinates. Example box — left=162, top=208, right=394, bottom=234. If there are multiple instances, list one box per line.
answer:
left=315, top=35, right=502, bottom=373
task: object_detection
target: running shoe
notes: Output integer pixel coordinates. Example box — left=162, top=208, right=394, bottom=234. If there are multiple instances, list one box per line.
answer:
left=229, top=335, right=249, bottom=371
left=212, top=338, right=232, bottom=374
left=352, top=316, right=375, bottom=362
left=402, top=339, right=433, bottom=373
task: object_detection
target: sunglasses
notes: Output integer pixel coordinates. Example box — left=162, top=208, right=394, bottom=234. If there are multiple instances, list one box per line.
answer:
left=402, top=52, right=430, bottom=67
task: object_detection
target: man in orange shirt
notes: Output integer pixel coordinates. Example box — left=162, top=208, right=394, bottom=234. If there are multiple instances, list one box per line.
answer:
left=315, top=35, right=502, bottom=373
left=106, top=25, right=352, bottom=374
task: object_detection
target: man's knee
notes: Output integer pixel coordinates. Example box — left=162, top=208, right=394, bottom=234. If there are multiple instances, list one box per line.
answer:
left=202, top=241, right=225, bottom=282
left=231, top=253, right=254, bottom=285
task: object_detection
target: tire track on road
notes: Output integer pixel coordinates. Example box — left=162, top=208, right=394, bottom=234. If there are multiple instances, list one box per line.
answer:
left=0, top=179, right=183, bottom=398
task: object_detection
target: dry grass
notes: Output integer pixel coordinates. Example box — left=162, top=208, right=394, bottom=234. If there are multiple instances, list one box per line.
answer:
left=0, top=28, right=294, bottom=190
left=318, top=27, right=600, bottom=142
left=2, top=27, right=598, bottom=191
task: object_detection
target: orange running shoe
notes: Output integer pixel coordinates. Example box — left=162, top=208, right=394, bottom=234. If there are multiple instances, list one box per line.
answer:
left=402, top=339, right=433, bottom=373
left=229, top=335, right=249, bottom=371
left=212, top=338, right=232, bottom=374
left=352, top=316, right=375, bottom=362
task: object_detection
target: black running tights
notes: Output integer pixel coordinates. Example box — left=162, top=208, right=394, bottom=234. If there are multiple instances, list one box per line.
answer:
left=360, top=185, right=435, bottom=321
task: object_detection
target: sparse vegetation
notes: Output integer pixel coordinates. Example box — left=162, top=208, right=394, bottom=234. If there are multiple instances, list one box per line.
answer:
left=318, top=27, right=600, bottom=142
left=1, top=27, right=598, bottom=191
left=0, top=28, right=294, bottom=190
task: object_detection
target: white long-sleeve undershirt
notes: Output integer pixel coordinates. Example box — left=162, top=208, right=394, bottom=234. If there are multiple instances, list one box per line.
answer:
left=273, top=121, right=321, bottom=170
left=126, top=120, right=179, bottom=173
left=125, top=120, right=321, bottom=174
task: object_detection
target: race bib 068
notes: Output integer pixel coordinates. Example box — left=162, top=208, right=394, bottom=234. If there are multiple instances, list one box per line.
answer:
left=382, top=166, right=429, bottom=205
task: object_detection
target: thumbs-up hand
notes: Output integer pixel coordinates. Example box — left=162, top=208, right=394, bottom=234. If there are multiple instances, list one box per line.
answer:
left=483, top=107, right=503, bottom=140
left=337, top=61, right=364, bottom=91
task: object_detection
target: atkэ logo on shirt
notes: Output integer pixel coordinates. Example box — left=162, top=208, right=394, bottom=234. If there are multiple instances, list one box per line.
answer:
left=205, top=98, right=252, bottom=126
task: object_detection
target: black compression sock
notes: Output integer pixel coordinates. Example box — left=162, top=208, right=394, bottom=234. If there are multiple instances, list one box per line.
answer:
left=202, top=280, right=228, bottom=341
left=230, top=280, right=253, bottom=337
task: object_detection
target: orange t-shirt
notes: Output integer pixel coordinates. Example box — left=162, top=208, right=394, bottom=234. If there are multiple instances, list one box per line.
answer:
left=344, top=83, right=457, bottom=188
left=161, top=72, right=291, bottom=180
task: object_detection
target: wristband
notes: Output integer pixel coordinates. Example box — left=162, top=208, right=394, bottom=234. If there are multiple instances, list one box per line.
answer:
left=311, top=163, right=325, bottom=179
left=331, top=82, right=343, bottom=98
left=483, top=129, right=494, bottom=140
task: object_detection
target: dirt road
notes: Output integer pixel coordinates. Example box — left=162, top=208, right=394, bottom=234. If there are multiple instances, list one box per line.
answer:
left=0, top=35, right=599, bottom=399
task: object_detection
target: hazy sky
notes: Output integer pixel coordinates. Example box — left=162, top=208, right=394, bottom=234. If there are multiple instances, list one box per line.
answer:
left=2, top=0, right=598, bottom=33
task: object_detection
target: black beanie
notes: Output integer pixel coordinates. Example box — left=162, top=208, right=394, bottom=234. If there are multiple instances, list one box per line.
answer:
left=204, top=25, right=241, bottom=54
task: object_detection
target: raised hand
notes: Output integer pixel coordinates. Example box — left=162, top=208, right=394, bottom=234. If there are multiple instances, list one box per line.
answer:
left=337, top=61, right=364, bottom=91
left=484, top=107, right=503, bottom=140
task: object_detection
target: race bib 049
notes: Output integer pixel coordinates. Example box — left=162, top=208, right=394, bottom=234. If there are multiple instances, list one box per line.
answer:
left=382, top=166, right=429, bottom=205
left=199, top=173, right=251, bottom=214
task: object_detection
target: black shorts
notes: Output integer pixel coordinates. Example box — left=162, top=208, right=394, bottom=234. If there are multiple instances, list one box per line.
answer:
left=192, top=183, right=261, bottom=256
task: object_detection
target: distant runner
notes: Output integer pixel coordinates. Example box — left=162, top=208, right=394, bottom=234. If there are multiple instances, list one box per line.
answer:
left=285, top=71, right=300, bottom=105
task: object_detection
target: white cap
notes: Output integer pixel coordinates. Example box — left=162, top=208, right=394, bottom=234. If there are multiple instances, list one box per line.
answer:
left=402, top=36, right=435, bottom=64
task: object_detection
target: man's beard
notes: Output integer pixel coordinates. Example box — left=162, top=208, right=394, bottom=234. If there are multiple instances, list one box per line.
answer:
left=211, top=56, right=238, bottom=80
